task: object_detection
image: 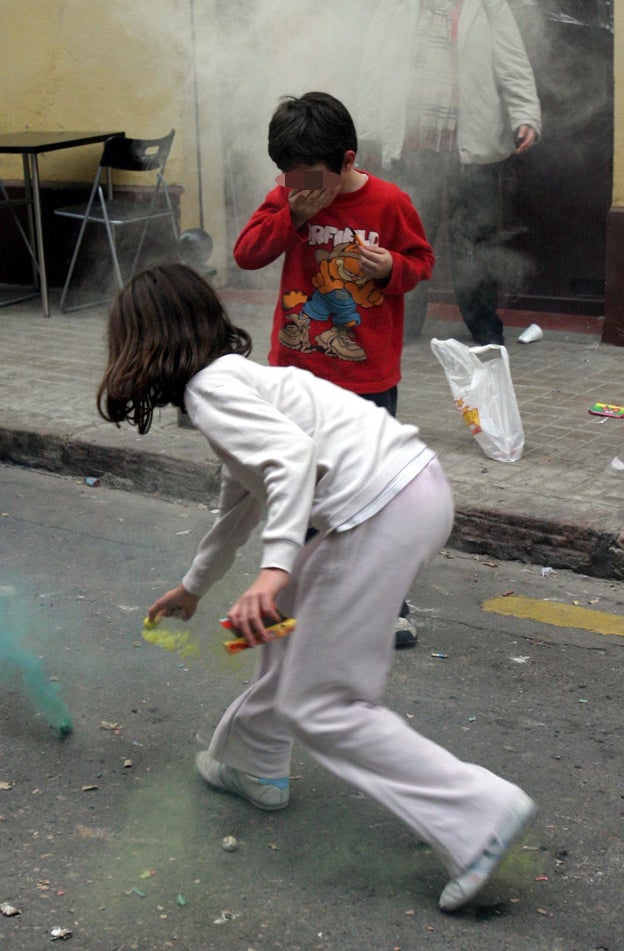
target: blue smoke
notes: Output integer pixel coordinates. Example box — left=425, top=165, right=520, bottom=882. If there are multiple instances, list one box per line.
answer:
left=0, top=585, right=73, bottom=737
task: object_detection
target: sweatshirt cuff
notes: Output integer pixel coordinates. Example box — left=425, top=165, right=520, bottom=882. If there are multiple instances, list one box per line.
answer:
left=181, top=565, right=213, bottom=599
left=261, top=538, right=302, bottom=574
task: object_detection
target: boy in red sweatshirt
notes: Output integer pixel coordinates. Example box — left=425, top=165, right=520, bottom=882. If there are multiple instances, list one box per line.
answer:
left=234, top=91, right=435, bottom=648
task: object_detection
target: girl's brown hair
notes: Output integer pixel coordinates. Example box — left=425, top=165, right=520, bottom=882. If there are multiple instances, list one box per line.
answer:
left=97, top=263, right=251, bottom=434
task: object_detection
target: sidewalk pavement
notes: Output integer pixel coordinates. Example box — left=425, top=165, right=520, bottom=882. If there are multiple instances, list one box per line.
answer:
left=1, top=289, right=623, bottom=579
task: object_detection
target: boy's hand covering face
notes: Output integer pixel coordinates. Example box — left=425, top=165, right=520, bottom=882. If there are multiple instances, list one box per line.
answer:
left=276, top=170, right=342, bottom=190
left=281, top=169, right=343, bottom=227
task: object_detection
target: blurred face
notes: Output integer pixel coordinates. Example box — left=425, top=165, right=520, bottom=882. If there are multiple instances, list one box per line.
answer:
left=276, top=165, right=343, bottom=191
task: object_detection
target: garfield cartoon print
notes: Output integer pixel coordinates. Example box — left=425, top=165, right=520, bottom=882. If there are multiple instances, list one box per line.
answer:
left=280, top=239, right=384, bottom=362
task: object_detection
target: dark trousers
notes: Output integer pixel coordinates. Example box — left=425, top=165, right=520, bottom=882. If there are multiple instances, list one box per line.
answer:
left=361, top=385, right=398, bottom=417
left=400, top=150, right=504, bottom=344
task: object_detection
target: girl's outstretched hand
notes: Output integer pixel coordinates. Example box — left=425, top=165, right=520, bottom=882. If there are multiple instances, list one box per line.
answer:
left=148, top=584, right=199, bottom=623
left=228, top=568, right=291, bottom=646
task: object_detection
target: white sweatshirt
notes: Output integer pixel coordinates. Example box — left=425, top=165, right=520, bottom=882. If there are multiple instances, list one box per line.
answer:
left=181, top=355, right=434, bottom=597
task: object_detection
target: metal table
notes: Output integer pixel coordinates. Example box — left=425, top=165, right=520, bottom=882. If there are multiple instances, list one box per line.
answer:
left=0, top=131, right=125, bottom=317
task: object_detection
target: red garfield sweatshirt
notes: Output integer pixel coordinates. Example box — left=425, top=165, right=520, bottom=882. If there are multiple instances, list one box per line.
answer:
left=233, top=173, right=434, bottom=394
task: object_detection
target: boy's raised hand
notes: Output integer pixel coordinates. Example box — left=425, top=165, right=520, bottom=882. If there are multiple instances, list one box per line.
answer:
left=148, top=584, right=199, bottom=623
left=227, top=567, right=291, bottom=646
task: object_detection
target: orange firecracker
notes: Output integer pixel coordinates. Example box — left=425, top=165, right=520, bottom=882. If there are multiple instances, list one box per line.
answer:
left=220, top=616, right=296, bottom=654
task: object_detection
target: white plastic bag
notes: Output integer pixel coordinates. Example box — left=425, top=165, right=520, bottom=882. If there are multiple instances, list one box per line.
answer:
left=430, top=338, right=524, bottom=463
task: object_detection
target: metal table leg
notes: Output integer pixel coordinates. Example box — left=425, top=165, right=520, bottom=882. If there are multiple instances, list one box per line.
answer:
left=29, top=153, right=50, bottom=317
left=22, top=154, right=39, bottom=291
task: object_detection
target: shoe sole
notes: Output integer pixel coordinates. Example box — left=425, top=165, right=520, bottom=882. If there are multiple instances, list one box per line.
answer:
left=439, top=794, right=537, bottom=912
left=394, top=634, right=417, bottom=649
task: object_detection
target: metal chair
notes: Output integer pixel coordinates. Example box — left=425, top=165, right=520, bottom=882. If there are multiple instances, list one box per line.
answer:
left=54, top=130, right=177, bottom=311
left=0, top=177, right=41, bottom=306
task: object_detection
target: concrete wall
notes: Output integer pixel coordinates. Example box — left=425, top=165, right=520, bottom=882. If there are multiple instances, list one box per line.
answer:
left=0, top=0, right=229, bottom=281
left=0, top=0, right=381, bottom=288
left=1, top=1, right=621, bottom=300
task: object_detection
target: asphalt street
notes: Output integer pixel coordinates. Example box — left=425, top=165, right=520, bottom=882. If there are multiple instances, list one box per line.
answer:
left=1, top=465, right=623, bottom=951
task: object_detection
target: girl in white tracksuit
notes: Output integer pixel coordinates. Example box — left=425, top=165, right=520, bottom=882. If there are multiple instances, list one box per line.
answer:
left=98, top=262, right=536, bottom=912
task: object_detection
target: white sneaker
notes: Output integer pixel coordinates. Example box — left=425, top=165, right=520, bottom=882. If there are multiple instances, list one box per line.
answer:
left=196, top=751, right=290, bottom=811
left=439, top=791, right=537, bottom=912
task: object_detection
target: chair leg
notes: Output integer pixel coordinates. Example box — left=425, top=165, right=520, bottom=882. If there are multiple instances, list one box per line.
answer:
left=0, top=176, right=41, bottom=306
left=102, top=211, right=124, bottom=291
left=128, top=179, right=178, bottom=279
left=59, top=217, right=92, bottom=311
left=127, top=213, right=179, bottom=279
left=129, top=180, right=162, bottom=276
left=0, top=190, right=39, bottom=273
left=129, top=219, right=151, bottom=278
left=169, top=211, right=179, bottom=247
left=59, top=175, right=105, bottom=313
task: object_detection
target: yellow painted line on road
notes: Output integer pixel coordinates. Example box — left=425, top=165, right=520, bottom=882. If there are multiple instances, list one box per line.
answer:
left=482, top=596, right=624, bottom=637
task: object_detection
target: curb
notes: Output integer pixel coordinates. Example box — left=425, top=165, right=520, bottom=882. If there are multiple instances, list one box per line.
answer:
left=2, top=426, right=623, bottom=582
left=451, top=507, right=624, bottom=582
left=0, top=427, right=221, bottom=502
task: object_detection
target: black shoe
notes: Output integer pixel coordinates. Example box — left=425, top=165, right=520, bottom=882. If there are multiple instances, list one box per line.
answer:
left=394, top=616, right=418, bottom=649
left=480, top=332, right=505, bottom=346
left=466, top=321, right=505, bottom=347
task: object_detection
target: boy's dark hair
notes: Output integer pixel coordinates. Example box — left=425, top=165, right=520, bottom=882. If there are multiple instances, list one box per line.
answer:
left=97, top=263, right=251, bottom=435
left=268, top=91, right=358, bottom=174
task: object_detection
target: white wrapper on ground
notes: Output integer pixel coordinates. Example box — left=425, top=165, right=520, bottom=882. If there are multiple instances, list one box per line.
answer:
left=431, top=338, right=524, bottom=463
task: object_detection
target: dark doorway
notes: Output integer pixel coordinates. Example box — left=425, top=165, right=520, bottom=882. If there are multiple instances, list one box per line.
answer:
left=426, top=2, right=614, bottom=317
left=499, top=1, right=614, bottom=315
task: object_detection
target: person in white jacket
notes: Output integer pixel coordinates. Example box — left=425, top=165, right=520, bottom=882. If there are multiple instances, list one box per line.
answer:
left=358, top=0, right=542, bottom=345
left=98, top=262, right=537, bottom=912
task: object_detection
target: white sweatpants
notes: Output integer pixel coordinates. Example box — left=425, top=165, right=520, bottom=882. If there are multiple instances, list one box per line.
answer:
left=203, top=457, right=526, bottom=875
